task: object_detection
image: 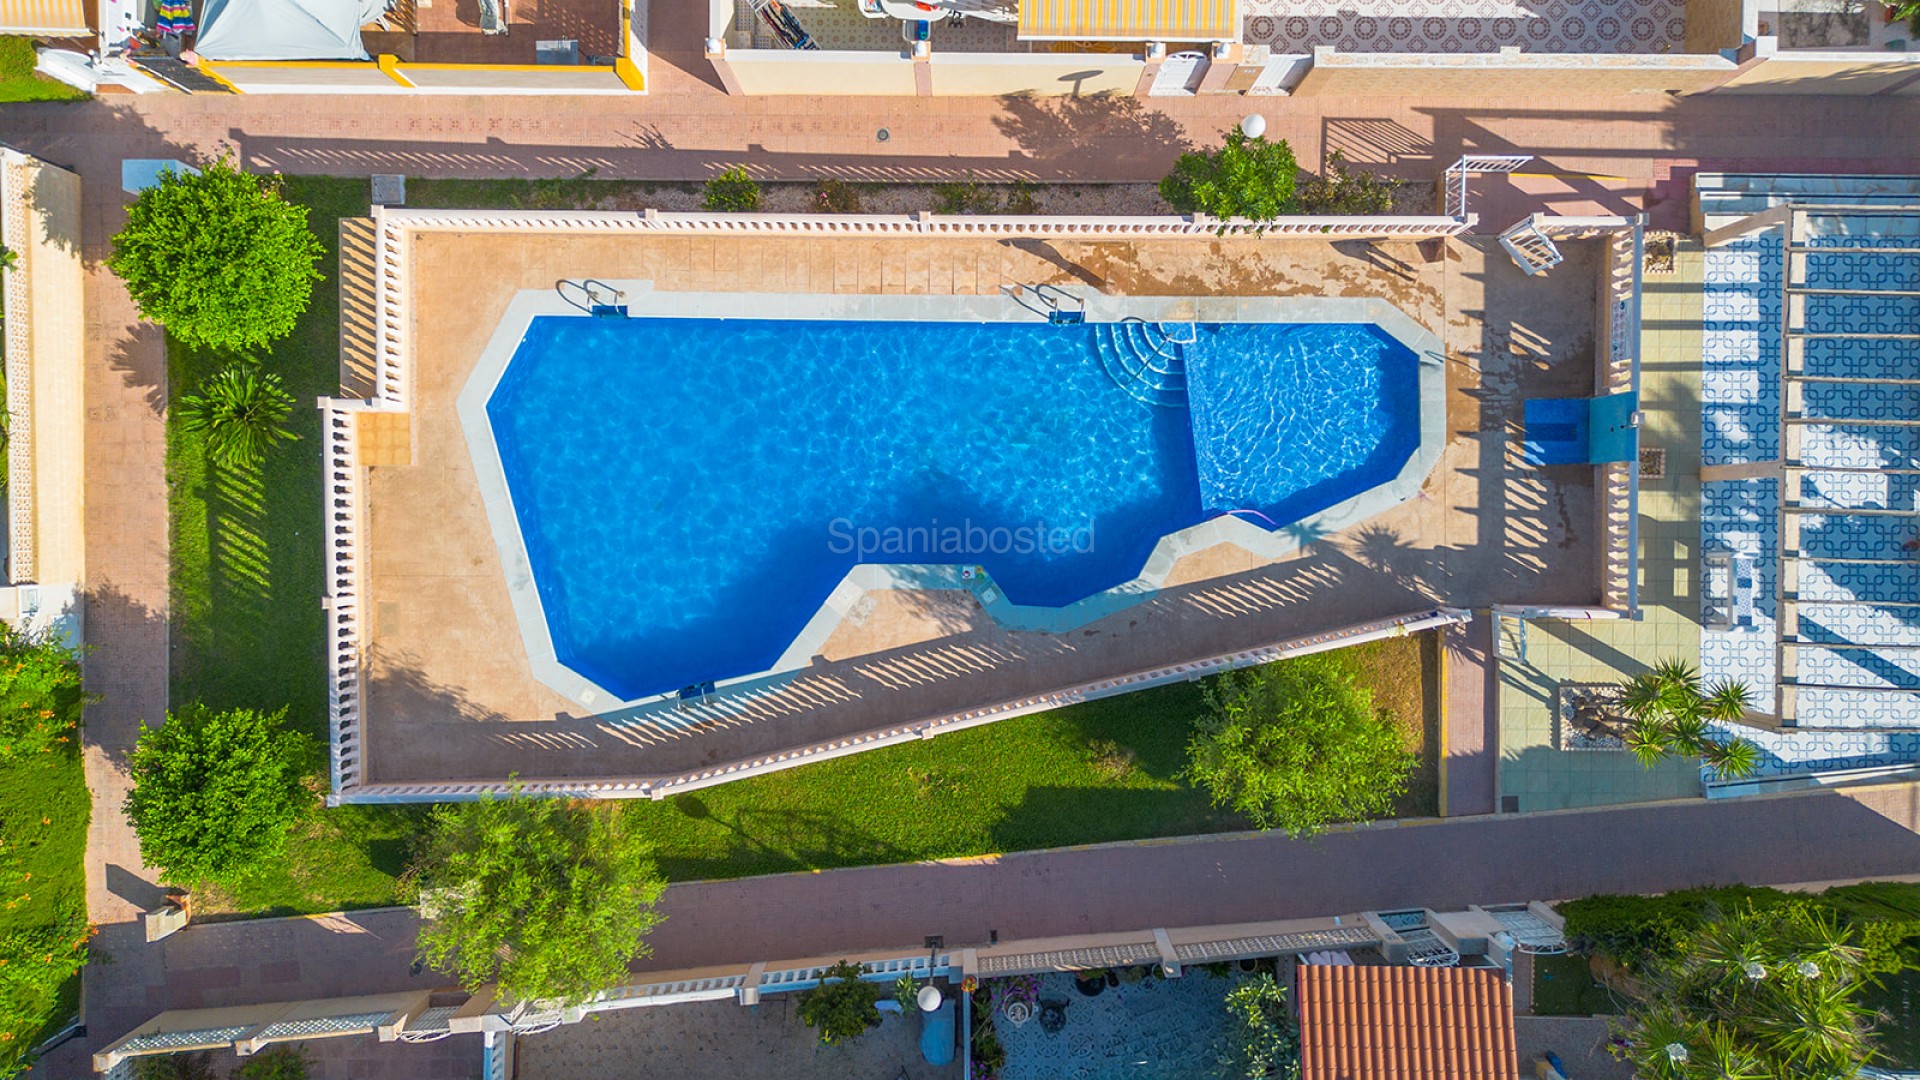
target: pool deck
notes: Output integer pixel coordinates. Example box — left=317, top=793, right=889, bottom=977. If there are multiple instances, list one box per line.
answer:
left=358, top=231, right=1605, bottom=787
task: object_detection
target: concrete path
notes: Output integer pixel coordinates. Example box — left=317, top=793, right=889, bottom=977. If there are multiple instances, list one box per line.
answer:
left=1443, top=613, right=1497, bottom=817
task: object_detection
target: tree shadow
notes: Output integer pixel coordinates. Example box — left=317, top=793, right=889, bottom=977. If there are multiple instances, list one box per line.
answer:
left=989, top=93, right=1194, bottom=171
left=78, top=584, right=169, bottom=769
left=985, top=785, right=1233, bottom=860
left=647, top=799, right=917, bottom=882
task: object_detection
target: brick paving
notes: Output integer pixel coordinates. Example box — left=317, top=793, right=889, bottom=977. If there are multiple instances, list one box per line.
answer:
left=1, top=17, right=1917, bottom=1071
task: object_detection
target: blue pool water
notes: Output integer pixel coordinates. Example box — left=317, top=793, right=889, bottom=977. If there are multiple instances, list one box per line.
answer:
left=487, top=316, right=1419, bottom=700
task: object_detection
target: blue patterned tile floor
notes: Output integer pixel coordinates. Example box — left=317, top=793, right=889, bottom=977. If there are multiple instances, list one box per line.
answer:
left=992, top=971, right=1242, bottom=1080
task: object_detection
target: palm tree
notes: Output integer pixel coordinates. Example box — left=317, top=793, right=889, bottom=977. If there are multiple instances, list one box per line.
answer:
left=1612, top=660, right=1762, bottom=780
left=177, top=365, right=298, bottom=468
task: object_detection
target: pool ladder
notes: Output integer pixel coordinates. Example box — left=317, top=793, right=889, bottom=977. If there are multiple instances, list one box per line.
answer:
left=1001, top=282, right=1085, bottom=325
left=557, top=278, right=628, bottom=317
left=1096, top=318, right=1194, bottom=408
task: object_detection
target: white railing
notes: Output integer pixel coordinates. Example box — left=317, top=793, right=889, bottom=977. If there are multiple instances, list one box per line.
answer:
left=340, top=607, right=1470, bottom=802
left=370, top=204, right=409, bottom=409
left=1595, top=220, right=1644, bottom=614
left=1444, top=154, right=1533, bottom=222
left=1, top=155, right=34, bottom=584
left=377, top=206, right=1471, bottom=240
left=322, top=398, right=374, bottom=797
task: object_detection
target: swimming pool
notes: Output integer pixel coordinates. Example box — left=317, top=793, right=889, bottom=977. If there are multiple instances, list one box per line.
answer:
left=473, top=300, right=1429, bottom=704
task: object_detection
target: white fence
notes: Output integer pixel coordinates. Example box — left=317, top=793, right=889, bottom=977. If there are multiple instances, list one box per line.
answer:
left=327, top=207, right=1472, bottom=802
left=340, top=607, right=1470, bottom=802
left=1, top=155, right=34, bottom=584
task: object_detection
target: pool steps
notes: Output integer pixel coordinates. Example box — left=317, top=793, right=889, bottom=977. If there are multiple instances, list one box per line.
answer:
left=1096, top=318, right=1193, bottom=408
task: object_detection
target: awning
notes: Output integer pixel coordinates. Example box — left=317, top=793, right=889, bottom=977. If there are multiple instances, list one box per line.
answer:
left=1018, top=0, right=1239, bottom=42
left=0, top=0, right=90, bottom=35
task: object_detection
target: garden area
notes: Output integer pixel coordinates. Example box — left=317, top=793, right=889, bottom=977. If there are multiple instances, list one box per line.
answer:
left=0, top=631, right=90, bottom=1077
left=147, top=165, right=1444, bottom=919
left=0, top=38, right=84, bottom=104
left=1536, top=881, right=1920, bottom=1076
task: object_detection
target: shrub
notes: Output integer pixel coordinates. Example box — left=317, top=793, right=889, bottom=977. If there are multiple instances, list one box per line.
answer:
left=1159, top=129, right=1300, bottom=226
left=702, top=167, right=761, bottom=212
left=410, top=790, right=665, bottom=1005
left=814, top=179, right=862, bottom=214
left=0, top=922, right=89, bottom=1077
left=1564, top=883, right=1920, bottom=979
left=1219, top=974, right=1299, bottom=1080
left=124, top=704, right=313, bottom=887
left=0, top=246, right=15, bottom=273
left=1184, top=654, right=1416, bottom=836
left=0, top=627, right=83, bottom=764
left=932, top=176, right=997, bottom=215
left=1297, top=150, right=1397, bottom=215
left=131, top=1053, right=219, bottom=1080
left=797, top=960, right=882, bottom=1045
left=1611, top=902, right=1895, bottom=1080
left=176, top=365, right=298, bottom=470
left=106, top=156, right=324, bottom=353
left=1005, top=181, right=1041, bottom=215
left=235, top=1045, right=310, bottom=1080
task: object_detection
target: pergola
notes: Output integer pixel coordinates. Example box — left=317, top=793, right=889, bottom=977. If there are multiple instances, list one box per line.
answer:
left=1768, top=206, right=1920, bottom=724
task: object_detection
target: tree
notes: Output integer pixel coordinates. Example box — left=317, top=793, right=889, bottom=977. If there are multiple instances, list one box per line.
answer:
left=1159, top=129, right=1300, bottom=227
left=124, top=704, right=313, bottom=887
left=106, top=156, right=324, bottom=352
left=1617, top=659, right=1761, bottom=779
left=702, top=167, right=761, bottom=212
left=1184, top=654, right=1416, bottom=837
left=410, top=791, right=665, bottom=1006
left=796, top=960, right=883, bottom=1046
left=176, top=365, right=298, bottom=469
left=1612, top=902, right=1893, bottom=1080
left=0, top=625, right=84, bottom=763
left=1297, top=150, right=1398, bottom=215
left=1219, top=973, right=1300, bottom=1079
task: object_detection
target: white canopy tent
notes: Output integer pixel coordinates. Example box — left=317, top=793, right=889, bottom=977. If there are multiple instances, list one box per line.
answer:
left=193, top=0, right=390, bottom=60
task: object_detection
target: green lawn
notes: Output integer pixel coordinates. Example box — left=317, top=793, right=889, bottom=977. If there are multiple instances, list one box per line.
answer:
left=169, top=175, right=1439, bottom=914
left=167, top=176, right=417, bottom=917
left=1530, top=953, right=1621, bottom=1017
left=0, top=711, right=89, bottom=1064
left=0, top=38, right=86, bottom=103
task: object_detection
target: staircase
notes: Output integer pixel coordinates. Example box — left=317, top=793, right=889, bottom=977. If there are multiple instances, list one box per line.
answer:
left=1096, top=320, right=1192, bottom=408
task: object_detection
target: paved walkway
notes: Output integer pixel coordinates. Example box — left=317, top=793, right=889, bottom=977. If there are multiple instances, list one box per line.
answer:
left=43, top=781, right=1920, bottom=1078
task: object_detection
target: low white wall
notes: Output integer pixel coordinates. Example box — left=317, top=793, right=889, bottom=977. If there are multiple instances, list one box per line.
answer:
left=928, top=52, right=1145, bottom=95
left=726, top=49, right=919, bottom=95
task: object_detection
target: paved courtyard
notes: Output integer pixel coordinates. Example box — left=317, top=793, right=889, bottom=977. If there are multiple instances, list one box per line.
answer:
left=1496, top=242, right=1712, bottom=811
left=518, top=996, right=956, bottom=1080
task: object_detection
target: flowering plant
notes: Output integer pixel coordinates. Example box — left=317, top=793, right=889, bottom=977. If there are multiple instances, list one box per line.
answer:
left=999, top=973, right=1041, bottom=1008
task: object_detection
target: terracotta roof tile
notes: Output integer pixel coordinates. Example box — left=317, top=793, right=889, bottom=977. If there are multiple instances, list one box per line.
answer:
left=1297, top=964, right=1518, bottom=1080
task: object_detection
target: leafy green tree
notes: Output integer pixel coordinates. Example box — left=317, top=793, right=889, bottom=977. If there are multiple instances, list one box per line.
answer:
left=176, top=365, right=298, bottom=469
left=1159, top=129, right=1300, bottom=227
left=410, top=791, right=665, bottom=1006
left=1616, top=659, right=1761, bottom=779
left=1184, top=654, right=1415, bottom=836
left=1612, top=902, right=1893, bottom=1080
left=0, top=626, right=84, bottom=763
left=702, top=167, right=761, bottom=212
left=1219, top=973, right=1299, bottom=1079
left=235, top=1045, right=310, bottom=1080
left=1297, top=150, right=1397, bottom=215
left=106, top=156, right=323, bottom=352
left=124, top=704, right=313, bottom=887
left=797, top=961, right=882, bottom=1046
